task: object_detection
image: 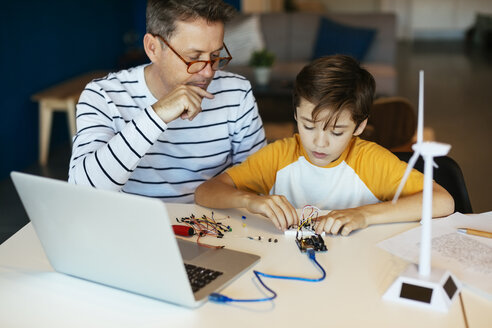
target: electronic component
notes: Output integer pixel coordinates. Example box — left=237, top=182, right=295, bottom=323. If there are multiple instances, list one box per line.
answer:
left=174, top=212, right=231, bottom=249
left=296, top=234, right=327, bottom=253
left=285, top=227, right=325, bottom=237
left=290, top=205, right=327, bottom=252
left=286, top=205, right=324, bottom=237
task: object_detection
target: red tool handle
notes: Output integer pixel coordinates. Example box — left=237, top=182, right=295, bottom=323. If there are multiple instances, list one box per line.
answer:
left=172, top=225, right=195, bottom=237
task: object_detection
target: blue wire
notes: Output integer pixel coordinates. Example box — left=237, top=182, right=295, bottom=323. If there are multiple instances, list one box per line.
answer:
left=209, top=249, right=326, bottom=303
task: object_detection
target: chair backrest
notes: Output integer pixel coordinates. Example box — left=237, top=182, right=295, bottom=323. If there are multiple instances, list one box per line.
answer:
left=393, top=152, right=473, bottom=214
left=362, top=97, right=417, bottom=151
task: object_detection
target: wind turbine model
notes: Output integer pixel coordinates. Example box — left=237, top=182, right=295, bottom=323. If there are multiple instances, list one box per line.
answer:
left=382, top=70, right=461, bottom=312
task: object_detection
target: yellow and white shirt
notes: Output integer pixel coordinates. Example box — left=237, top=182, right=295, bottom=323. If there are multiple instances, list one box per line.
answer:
left=226, top=134, right=424, bottom=209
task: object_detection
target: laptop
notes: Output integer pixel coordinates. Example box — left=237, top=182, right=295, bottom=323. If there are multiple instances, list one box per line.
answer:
left=10, top=171, right=260, bottom=308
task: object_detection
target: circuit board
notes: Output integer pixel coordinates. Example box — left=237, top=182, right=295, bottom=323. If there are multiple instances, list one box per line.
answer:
left=296, top=234, right=327, bottom=252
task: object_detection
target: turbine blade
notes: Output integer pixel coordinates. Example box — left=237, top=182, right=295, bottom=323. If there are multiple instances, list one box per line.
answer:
left=392, top=152, right=420, bottom=203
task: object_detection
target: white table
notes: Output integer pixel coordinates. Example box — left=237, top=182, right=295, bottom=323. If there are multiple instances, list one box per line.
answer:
left=0, top=204, right=490, bottom=327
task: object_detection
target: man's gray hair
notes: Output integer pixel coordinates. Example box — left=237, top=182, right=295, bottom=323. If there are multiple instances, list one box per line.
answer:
left=146, top=0, right=236, bottom=39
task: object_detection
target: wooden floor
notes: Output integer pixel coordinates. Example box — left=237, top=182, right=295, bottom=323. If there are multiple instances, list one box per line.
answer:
left=396, top=41, right=491, bottom=216
left=1, top=40, right=491, bottom=244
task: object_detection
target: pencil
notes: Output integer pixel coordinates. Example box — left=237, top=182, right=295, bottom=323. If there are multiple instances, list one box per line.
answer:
left=457, top=228, right=492, bottom=239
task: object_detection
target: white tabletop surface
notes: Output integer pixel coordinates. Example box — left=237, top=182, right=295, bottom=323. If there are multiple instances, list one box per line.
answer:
left=0, top=204, right=490, bottom=327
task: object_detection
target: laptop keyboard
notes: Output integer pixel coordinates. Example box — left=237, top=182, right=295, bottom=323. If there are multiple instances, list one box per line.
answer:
left=185, top=264, right=223, bottom=293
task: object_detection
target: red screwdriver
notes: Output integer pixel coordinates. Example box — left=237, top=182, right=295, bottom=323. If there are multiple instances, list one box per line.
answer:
left=172, top=225, right=195, bottom=237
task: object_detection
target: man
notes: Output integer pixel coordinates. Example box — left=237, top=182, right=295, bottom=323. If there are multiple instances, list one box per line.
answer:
left=68, top=0, right=266, bottom=203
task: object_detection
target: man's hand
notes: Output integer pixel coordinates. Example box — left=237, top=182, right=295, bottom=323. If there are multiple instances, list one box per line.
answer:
left=245, top=194, right=299, bottom=231
left=315, top=208, right=369, bottom=236
left=152, top=85, right=214, bottom=123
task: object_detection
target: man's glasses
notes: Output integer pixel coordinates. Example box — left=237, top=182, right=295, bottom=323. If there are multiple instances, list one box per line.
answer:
left=154, top=34, right=232, bottom=74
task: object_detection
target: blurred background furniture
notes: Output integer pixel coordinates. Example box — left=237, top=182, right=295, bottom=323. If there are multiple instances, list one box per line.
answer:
left=393, top=152, right=473, bottom=214
left=361, top=96, right=436, bottom=152
left=31, top=71, right=108, bottom=165
left=466, top=12, right=492, bottom=52
left=251, top=80, right=295, bottom=142
left=362, top=97, right=416, bottom=151
left=225, top=12, right=397, bottom=97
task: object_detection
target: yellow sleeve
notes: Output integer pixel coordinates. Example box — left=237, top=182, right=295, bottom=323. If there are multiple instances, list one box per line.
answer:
left=226, top=136, right=299, bottom=195
left=348, top=139, right=424, bottom=201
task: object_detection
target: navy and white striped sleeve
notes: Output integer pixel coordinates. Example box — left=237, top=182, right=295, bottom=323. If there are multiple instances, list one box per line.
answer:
left=230, top=81, right=266, bottom=165
left=68, top=83, right=166, bottom=190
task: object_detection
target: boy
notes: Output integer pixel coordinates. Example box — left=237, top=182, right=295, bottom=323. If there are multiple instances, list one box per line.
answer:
left=195, top=55, right=454, bottom=236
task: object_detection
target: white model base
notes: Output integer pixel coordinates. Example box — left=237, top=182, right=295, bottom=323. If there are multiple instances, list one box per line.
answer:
left=383, top=264, right=461, bottom=312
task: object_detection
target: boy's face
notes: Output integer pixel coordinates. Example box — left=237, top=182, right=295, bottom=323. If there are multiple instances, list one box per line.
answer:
left=296, top=98, right=367, bottom=167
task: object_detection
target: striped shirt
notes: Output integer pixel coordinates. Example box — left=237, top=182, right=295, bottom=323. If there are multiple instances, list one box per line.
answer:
left=68, top=64, right=266, bottom=203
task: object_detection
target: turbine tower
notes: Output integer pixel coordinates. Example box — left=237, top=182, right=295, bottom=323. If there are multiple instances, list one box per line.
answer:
left=383, top=70, right=460, bottom=312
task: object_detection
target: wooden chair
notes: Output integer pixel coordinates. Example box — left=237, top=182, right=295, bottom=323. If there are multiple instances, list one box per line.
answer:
left=31, top=71, right=108, bottom=165
left=361, top=96, right=417, bottom=151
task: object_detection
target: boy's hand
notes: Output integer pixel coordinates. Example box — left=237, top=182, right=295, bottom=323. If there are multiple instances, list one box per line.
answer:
left=315, top=208, right=368, bottom=236
left=246, top=195, right=298, bottom=231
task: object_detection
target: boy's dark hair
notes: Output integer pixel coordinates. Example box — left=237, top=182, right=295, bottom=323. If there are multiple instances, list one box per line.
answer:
left=146, top=0, right=236, bottom=40
left=293, top=55, right=375, bottom=130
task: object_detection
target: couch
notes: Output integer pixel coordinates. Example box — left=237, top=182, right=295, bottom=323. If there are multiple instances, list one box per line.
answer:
left=225, top=12, right=397, bottom=97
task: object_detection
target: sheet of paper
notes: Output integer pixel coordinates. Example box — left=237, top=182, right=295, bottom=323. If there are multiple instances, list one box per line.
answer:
left=377, top=212, right=492, bottom=299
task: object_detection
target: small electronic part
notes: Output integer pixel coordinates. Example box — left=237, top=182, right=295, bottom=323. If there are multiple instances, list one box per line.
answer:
left=246, top=236, right=278, bottom=243
left=296, top=234, right=327, bottom=253
left=285, top=228, right=325, bottom=237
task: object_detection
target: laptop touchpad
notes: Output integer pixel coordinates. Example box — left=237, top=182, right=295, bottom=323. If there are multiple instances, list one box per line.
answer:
left=177, top=239, right=210, bottom=261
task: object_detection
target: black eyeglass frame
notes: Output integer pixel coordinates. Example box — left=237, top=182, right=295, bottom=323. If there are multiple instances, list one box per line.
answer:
left=153, top=34, right=233, bottom=74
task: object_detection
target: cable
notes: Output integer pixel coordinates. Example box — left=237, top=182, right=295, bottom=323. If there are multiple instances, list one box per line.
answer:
left=209, top=270, right=278, bottom=303
left=293, top=205, right=321, bottom=233
left=459, top=292, right=469, bottom=328
left=209, top=249, right=326, bottom=303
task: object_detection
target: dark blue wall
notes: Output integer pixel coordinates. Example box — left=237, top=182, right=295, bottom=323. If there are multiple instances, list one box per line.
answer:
left=0, top=0, right=137, bottom=179
left=225, top=0, right=241, bottom=11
